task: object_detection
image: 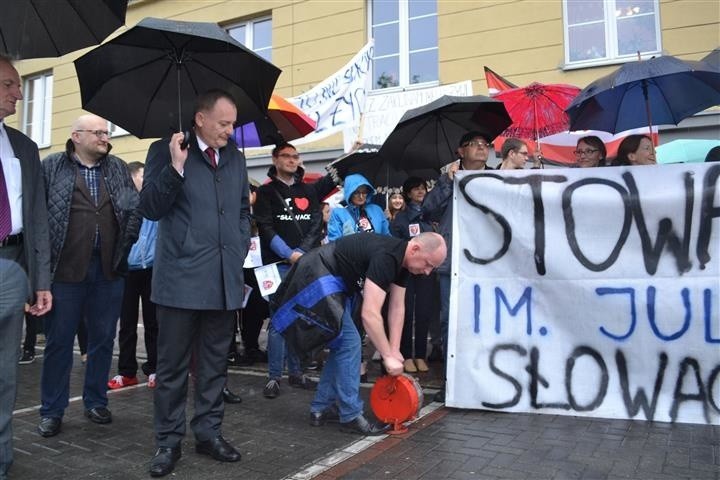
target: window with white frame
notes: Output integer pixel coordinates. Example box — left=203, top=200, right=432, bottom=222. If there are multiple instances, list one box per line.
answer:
left=22, top=71, right=53, bottom=147
left=563, top=0, right=661, bottom=67
left=369, top=0, right=438, bottom=90
left=227, top=17, right=272, bottom=62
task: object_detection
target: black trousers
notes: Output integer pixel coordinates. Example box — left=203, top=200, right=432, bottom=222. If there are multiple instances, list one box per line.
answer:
left=400, top=273, right=439, bottom=359
left=154, top=305, right=234, bottom=447
left=117, top=268, right=157, bottom=377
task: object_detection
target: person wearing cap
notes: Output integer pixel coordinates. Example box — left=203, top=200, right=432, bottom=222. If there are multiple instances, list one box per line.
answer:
left=422, top=130, right=494, bottom=402
left=390, top=177, right=438, bottom=373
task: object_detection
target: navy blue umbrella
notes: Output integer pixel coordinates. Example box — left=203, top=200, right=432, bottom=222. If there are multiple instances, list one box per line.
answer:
left=565, top=55, right=720, bottom=134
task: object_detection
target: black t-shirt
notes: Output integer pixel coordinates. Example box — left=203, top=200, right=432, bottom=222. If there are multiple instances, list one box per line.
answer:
left=332, top=233, right=409, bottom=294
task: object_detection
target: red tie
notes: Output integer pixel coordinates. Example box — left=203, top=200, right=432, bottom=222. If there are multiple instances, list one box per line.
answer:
left=205, top=147, right=217, bottom=169
left=0, top=156, right=12, bottom=241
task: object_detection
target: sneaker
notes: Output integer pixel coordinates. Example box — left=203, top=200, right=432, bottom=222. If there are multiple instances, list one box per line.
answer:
left=18, top=350, right=35, bottom=364
left=107, top=375, right=139, bottom=390
left=263, top=379, right=280, bottom=399
left=289, top=374, right=317, bottom=391
left=147, top=373, right=157, bottom=389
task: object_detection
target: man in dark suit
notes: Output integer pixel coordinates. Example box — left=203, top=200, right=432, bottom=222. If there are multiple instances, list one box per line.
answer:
left=140, top=89, right=251, bottom=477
left=0, top=55, right=52, bottom=480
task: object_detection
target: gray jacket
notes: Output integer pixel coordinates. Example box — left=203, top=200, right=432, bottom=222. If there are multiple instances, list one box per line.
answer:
left=5, top=125, right=51, bottom=293
left=139, top=135, right=251, bottom=310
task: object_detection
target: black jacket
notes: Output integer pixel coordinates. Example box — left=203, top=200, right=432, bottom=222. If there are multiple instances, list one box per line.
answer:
left=42, top=141, right=140, bottom=278
left=254, top=166, right=336, bottom=265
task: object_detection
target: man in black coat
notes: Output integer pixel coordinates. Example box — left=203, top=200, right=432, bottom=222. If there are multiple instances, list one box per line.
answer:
left=140, top=90, right=251, bottom=477
left=0, top=55, right=52, bottom=480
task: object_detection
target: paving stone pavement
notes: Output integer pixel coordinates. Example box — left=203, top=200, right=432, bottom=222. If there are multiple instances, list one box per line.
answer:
left=10, top=346, right=720, bottom=480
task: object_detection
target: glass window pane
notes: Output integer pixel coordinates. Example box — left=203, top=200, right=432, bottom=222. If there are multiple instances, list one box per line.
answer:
left=409, top=16, right=437, bottom=51
left=255, top=46, right=272, bottom=63
left=409, top=49, right=438, bottom=84
left=616, top=14, right=658, bottom=56
left=615, top=0, right=656, bottom=18
left=566, top=0, right=604, bottom=24
left=372, top=22, right=399, bottom=57
left=568, top=23, right=606, bottom=62
left=228, top=25, right=247, bottom=45
left=372, top=0, right=398, bottom=25
left=374, top=56, right=400, bottom=89
left=253, top=19, right=272, bottom=50
left=409, top=0, right=436, bottom=18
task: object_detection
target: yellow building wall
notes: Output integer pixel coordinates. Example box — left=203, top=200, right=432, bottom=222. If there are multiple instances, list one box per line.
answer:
left=7, top=0, right=719, bottom=163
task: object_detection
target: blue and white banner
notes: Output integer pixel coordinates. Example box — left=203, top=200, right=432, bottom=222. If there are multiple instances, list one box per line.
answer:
left=447, top=163, right=720, bottom=425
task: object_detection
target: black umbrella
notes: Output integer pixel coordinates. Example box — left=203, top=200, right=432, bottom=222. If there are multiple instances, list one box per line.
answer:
left=565, top=55, right=720, bottom=134
left=701, top=48, right=720, bottom=71
left=74, top=17, right=281, bottom=139
left=325, top=144, right=437, bottom=194
left=379, top=95, right=512, bottom=172
left=0, top=0, right=128, bottom=59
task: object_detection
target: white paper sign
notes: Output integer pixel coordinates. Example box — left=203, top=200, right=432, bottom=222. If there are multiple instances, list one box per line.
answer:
left=242, top=284, right=253, bottom=309
left=254, top=263, right=282, bottom=298
left=290, top=41, right=374, bottom=145
left=343, top=80, right=473, bottom=151
left=447, top=163, right=720, bottom=425
left=243, top=236, right=263, bottom=269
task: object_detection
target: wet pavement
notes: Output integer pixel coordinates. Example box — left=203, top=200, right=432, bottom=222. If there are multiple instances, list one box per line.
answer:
left=8, top=332, right=720, bottom=480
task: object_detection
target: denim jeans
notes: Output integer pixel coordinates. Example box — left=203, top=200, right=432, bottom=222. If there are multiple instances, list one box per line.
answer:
left=267, top=264, right=302, bottom=379
left=40, top=254, right=124, bottom=418
left=310, top=305, right=363, bottom=423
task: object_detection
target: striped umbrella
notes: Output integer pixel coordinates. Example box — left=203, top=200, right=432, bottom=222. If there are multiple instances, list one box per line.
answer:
left=234, top=94, right=316, bottom=148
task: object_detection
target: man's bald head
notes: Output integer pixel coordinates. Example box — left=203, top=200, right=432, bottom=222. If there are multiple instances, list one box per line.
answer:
left=404, top=232, right=447, bottom=276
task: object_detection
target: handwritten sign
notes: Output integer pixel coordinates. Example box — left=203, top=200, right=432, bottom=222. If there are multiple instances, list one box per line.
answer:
left=290, top=41, right=374, bottom=145
left=447, top=163, right=720, bottom=425
left=344, top=80, right=473, bottom=151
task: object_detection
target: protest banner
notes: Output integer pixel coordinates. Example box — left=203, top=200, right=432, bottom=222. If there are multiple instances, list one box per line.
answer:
left=344, top=80, right=473, bottom=151
left=447, top=163, right=720, bottom=425
left=289, top=41, right=374, bottom=145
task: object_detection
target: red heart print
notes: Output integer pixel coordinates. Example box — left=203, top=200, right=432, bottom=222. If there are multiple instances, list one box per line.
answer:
left=294, top=197, right=310, bottom=211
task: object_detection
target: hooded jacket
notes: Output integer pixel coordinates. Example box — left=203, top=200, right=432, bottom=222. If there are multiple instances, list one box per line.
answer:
left=254, top=165, right=337, bottom=265
left=327, top=173, right=390, bottom=241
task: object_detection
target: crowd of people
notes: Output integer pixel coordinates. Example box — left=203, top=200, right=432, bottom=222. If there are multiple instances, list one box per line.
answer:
left=1, top=49, right=717, bottom=480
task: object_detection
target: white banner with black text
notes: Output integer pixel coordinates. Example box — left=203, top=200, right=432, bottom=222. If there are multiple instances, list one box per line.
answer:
left=447, top=163, right=720, bottom=425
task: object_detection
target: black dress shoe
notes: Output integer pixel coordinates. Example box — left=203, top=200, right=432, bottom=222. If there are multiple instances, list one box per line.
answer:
left=309, top=404, right=340, bottom=427
left=339, top=414, right=389, bottom=436
left=84, top=407, right=112, bottom=424
left=195, top=435, right=241, bottom=462
left=222, top=387, right=243, bottom=404
left=149, top=446, right=181, bottom=477
left=38, top=416, right=62, bottom=437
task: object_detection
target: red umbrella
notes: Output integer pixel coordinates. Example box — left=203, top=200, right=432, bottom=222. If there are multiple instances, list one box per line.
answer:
left=495, top=82, right=580, bottom=148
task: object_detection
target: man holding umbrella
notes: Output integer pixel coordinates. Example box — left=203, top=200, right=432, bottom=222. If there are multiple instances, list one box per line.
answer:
left=422, top=130, right=494, bottom=402
left=140, top=90, right=251, bottom=477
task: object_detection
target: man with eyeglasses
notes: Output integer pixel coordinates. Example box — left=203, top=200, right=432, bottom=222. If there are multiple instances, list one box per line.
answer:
left=37, top=114, right=140, bottom=439
left=499, top=138, right=529, bottom=170
left=422, top=130, right=495, bottom=402
left=254, top=142, right=336, bottom=399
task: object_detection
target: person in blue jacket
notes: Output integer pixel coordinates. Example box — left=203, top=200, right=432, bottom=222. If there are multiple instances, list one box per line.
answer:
left=109, top=161, right=159, bottom=390
left=327, top=173, right=389, bottom=241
